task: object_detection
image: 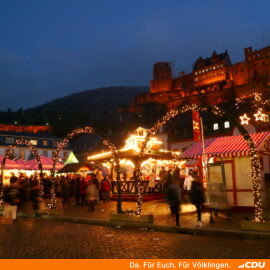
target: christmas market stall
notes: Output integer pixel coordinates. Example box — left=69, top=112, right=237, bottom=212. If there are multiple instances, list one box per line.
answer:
left=180, top=131, right=270, bottom=210
left=87, top=127, right=184, bottom=198
left=0, top=155, right=64, bottom=185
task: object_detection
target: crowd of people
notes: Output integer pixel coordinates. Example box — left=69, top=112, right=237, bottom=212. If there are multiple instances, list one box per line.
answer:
left=1, top=167, right=206, bottom=227
left=1, top=171, right=112, bottom=222
left=55, top=173, right=112, bottom=211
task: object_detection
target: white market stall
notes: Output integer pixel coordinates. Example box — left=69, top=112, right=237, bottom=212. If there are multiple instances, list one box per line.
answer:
left=180, top=131, right=270, bottom=210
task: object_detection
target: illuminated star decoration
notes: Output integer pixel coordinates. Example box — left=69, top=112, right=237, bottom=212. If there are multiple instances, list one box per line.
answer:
left=254, top=109, right=266, bottom=122
left=193, top=120, right=200, bottom=130
left=240, top=114, right=251, bottom=125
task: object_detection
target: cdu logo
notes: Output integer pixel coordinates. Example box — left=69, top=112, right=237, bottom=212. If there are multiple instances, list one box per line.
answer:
left=238, top=262, right=265, bottom=268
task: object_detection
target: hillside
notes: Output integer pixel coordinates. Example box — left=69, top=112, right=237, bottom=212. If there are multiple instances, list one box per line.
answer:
left=0, top=86, right=149, bottom=136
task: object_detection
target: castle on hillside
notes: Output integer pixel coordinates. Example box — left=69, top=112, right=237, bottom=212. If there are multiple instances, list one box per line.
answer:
left=131, top=46, right=270, bottom=110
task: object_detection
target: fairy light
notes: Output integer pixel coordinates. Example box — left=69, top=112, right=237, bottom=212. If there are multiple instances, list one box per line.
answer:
left=49, top=127, right=121, bottom=211
left=133, top=101, right=264, bottom=222
left=0, top=139, right=43, bottom=204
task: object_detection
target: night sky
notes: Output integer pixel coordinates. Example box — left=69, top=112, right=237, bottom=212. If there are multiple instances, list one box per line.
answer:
left=1, top=0, right=270, bottom=110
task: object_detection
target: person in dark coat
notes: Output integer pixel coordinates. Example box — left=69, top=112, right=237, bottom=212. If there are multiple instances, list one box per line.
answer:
left=190, top=177, right=205, bottom=227
left=3, top=178, right=22, bottom=221
left=29, top=180, right=41, bottom=219
left=79, top=177, right=88, bottom=205
left=167, top=180, right=181, bottom=226
left=101, top=176, right=111, bottom=203
left=61, top=178, right=71, bottom=209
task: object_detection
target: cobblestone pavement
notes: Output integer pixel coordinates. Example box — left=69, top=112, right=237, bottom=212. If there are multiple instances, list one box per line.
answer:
left=27, top=199, right=254, bottom=230
left=0, top=218, right=269, bottom=259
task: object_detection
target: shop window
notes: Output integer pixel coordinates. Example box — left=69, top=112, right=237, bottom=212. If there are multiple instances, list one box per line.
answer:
left=5, top=137, right=14, bottom=144
left=30, top=140, right=37, bottom=145
left=213, top=123, right=219, bottom=130
left=224, top=121, right=230, bottom=129
left=52, top=141, right=58, bottom=147
left=264, top=115, right=269, bottom=122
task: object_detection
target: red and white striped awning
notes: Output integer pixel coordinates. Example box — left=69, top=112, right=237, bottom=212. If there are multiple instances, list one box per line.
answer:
left=180, top=131, right=270, bottom=159
left=0, top=156, right=64, bottom=171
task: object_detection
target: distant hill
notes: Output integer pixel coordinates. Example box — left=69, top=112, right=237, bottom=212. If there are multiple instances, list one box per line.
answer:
left=26, top=86, right=148, bottom=113
left=17, top=86, right=149, bottom=136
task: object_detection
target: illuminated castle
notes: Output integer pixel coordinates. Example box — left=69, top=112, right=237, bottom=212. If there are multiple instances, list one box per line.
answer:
left=132, top=46, right=270, bottom=110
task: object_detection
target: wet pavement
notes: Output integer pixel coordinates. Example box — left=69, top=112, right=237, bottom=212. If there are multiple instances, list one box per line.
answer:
left=0, top=218, right=269, bottom=259
left=31, top=198, right=253, bottom=231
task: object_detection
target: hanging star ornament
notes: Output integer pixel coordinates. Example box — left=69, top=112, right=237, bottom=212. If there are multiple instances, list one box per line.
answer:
left=254, top=109, right=266, bottom=121
left=240, top=114, right=251, bottom=125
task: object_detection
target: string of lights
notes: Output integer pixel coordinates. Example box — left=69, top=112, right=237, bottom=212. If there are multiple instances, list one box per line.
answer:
left=134, top=101, right=264, bottom=222
left=49, top=127, right=121, bottom=211
left=0, top=139, right=43, bottom=204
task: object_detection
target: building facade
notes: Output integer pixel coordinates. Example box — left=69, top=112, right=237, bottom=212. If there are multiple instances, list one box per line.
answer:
left=0, top=125, right=71, bottom=162
left=132, top=46, right=270, bottom=110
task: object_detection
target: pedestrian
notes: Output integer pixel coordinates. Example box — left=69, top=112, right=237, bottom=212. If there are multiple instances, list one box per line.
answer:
left=167, top=179, right=182, bottom=226
left=61, top=178, right=71, bottom=209
left=3, top=178, right=21, bottom=222
left=164, top=169, right=172, bottom=190
left=79, top=177, right=88, bottom=205
left=149, top=169, right=156, bottom=193
left=171, top=167, right=180, bottom=185
left=101, top=176, right=111, bottom=203
left=190, top=175, right=205, bottom=227
left=184, top=169, right=194, bottom=201
left=29, top=180, right=41, bottom=219
left=75, top=176, right=81, bottom=205
left=86, top=177, right=99, bottom=211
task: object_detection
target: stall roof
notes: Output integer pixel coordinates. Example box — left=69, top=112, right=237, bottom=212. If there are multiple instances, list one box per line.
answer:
left=58, top=163, right=92, bottom=173
left=180, top=131, right=270, bottom=159
left=0, top=156, right=63, bottom=171
left=88, top=148, right=178, bottom=162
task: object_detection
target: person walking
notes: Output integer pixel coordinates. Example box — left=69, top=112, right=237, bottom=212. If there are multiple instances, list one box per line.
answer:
left=101, top=176, right=111, bottom=203
left=149, top=169, right=156, bottom=193
left=79, top=177, right=88, bottom=205
left=29, top=180, right=41, bottom=219
left=86, top=177, right=99, bottom=211
left=61, top=178, right=71, bottom=209
left=184, top=169, right=194, bottom=202
left=190, top=176, right=205, bottom=227
left=3, top=178, right=21, bottom=222
left=167, top=179, right=182, bottom=226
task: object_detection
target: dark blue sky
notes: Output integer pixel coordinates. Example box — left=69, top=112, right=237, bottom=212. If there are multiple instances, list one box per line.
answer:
left=1, top=0, right=270, bottom=110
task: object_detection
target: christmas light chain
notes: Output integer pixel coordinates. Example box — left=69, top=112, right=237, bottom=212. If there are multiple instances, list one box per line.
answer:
left=48, top=127, right=120, bottom=210
left=0, top=139, right=44, bottom=204
left=134, top=102, right=264, bottom=222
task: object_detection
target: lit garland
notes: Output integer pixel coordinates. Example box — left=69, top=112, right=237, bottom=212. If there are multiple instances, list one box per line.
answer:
left=134, top=101, right=264, bottom=222
left=0, top=139, right=43, bottom=204
left=49, top=127, right=122, bottom=212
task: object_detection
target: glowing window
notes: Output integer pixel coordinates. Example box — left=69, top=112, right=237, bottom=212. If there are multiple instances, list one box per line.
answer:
left=30, top=140, right=37, bottom=145
left=224, top=121, right=230, bottom=128
left=213, top=123, right=219, bottom=130
left=264, top=115, right=269, bottom=122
